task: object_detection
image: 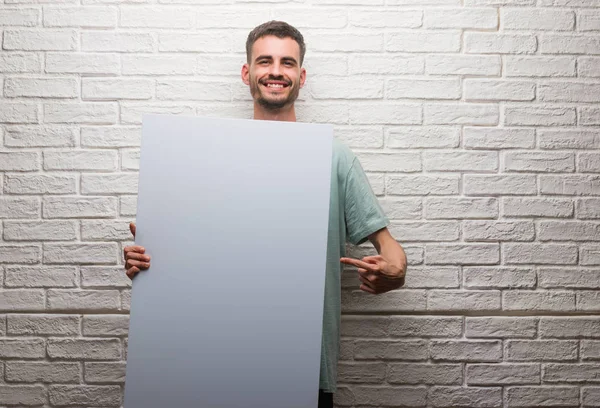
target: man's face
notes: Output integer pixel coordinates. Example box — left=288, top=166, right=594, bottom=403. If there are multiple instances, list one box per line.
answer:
left=242, top=35, right=306, bottom=111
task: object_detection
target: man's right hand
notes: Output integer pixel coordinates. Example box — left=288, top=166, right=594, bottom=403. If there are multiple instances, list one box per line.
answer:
left=124, top=222, right=151, bottom=280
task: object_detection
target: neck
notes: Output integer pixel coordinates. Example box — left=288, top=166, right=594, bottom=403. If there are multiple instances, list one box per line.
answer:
left=253, top=102, right=297, bottom=122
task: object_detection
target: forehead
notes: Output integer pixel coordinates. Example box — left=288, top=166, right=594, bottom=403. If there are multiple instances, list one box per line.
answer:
left=251, top=35, right=300, bottom=61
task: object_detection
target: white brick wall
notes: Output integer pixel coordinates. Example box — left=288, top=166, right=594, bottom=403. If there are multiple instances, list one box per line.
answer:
left=0, top=1, right=599, bottom=407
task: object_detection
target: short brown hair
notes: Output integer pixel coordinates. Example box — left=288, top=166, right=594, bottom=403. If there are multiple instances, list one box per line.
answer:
left=246, top=20, right=306, bottom=66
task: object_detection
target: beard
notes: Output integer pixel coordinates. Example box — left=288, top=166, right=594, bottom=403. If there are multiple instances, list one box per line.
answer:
left=249, top=75, right=300, bottom=111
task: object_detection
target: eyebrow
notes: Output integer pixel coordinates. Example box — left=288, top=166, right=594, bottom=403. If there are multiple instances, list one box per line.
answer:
left=255, top=55, right=298, bottom=65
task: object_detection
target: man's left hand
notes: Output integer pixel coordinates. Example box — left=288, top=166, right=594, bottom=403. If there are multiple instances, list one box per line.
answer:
left=340, top=255, right=405, bottom=295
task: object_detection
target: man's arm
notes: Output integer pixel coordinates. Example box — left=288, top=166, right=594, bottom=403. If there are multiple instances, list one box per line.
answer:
left=340, top=227, right=407, bottom=294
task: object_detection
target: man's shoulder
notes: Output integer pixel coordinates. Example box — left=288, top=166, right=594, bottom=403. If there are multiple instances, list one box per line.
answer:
left=332, top=137, right=356, bottom=168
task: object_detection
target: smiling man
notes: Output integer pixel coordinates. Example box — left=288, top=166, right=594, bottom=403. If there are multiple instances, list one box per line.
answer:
left=124, top=20, right=407, bottom=408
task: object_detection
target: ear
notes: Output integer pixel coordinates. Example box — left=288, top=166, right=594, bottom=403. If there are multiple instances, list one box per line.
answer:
left=241, top=63, right=250, bottom=85
left=299, top=67, right=307, bottom=89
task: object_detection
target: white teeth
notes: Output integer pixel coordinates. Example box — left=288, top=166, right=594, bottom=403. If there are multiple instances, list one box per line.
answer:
left=266, top=83, right=283, bottom=88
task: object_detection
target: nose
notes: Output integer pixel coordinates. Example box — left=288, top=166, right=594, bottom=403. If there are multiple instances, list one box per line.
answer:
left=269, top=62, right=282, bottom=77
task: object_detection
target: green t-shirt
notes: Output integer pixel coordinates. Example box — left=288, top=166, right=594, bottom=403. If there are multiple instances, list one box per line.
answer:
left=320, top=138, right=390, bottom=393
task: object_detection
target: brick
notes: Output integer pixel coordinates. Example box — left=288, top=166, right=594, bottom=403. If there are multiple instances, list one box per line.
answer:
left=387, top=126, right=459, bottom=149
left=387, top=31, right=461, bottom=52
left=350, top=55, right=424, bottom=75
left=582, top=341, right=600, bottom=360
left=0, top=385, right=45, bottom=405
left=4, top=77, right=78, bottom=98
left=426, top=244, right=499, bottom=265
left=49, top=385, right=121, bottom=406
left=464, top=267, right=535, bottom=289
left=583, top=387, right=600, bottom=407
left=0, top=246, right=40, bottom=264
left=7, top=314, right=79, bottom=335
left=349, top=103, right=421, bottom=125
left=341, top=316, right=389, bottom=338
left=503, top=8, right=574, bottom=30
left=337, top=362, right=386, bottom=383
left=3, top=29, right=76, bottom=51
left=81, top=174, right=138, bottom=195
left=507, top=340, right=579, bottom=361
left=465, top=33, right=537, bottom=54
left=159, top=32, right=231, bottom=53
left=544, top=363, right=600, bottom=382
left=467, top=364, right=539, bottom=385
left=579, top=152, right=600, bottom=172
left=429, top=387, right=502, bottom=408
left=540, top=317, right=600, bottom=338
left=390, top=0, right=459, bottom=3
left=540, top=0, right=600, bottom=5
left=582, top=245, right=600, bottom=265
left=425, top=103, right=498, bottom=125
left=357, top=152, right=421, bottom=173
left=120, top=6, right=192, bottom=28
left=47, top=338, right=121, bottom=360
left=424, top=151, right=497, bottom=172
left=46, top=52, right=120, bottom=74
left=505, top=56, right=576, bottom=77
left=503, top=291, right=575, bottom=312
left=84, top=362, right=126, bottom=383
left=83, top=78, right=153, bottom=100
left=342, top=290, right=426, bottom=313
left=506, top=386, right=579, bottom=407
left=82, top=31, right=154, bottom=52
left=83, top=315, right=129, bottom=336
left=0, top=102, right=39, bottom=123
left=44, top=150, right=117, bottom=171
left=578, top=291, right=600, bottom=312
left=579, top=57, right=600, bottom=77
left=272, top=9, right=348, bottom=29
left=465, top=80, right=535, bottom=102
left=542, top=35, right=600, bottom=54
left=81, top=266, right=131, bottom=288
left=389, top=363, right=462, bottom=384
left=45, top=102, right=117, bottom=124
left=540, top=82, right=600, bottom=103
left=464, top=221, right=535, bottom=242
left=0, top=152, right=38, bottom=171
left=350, top=10, right=420, bottom=28
left=539, top=268, right=600, bottom=289
left=389, top=316, right=462, bottom=338
left=388, top=221, right=459, bottom=242
left=47, top=289, right=120, bottom=311
left=505, top=152, right=575, bottom=173
left=0, top=52, right=40, bottom=73
left=426, top=55, right=500, bottom=75
left=44, top=243, right=117, bottom=264
left=294, top=104, right=348, bottom=125
left=539, top=221, right=600, bottom=241
left=578, top=9, right=600, bottom=31
left=5, top=266, right=76, bottom=287
left=505, top=106, right=576, bottom=126
left=334, top=126, right=382, bottom=149
left=581, top=107, right=600, bottom=126
left=426, top=197, right=498, bottom=219
left=121, top=290, right=130, bottom=312
left=503, top=196, right=575, bottom=218
left=0, top=8, right=38, bottom=26
left=120, top=103, right=195, bottom=124
left=0, top=197, right=39, bottom=218
left=387, top=78, right=460, bottom=100
left=4, top=220, right=76, bottom=241
left=386, top=175, right=459, bottom=195
left=81, top=126, right=141, bottom=147
left=404, top=267, right=460, bottom=289
left=5, top=174, right=76, bottom=195
left=425, top=8, right=497, bottom=29
left=120, top=196, right=138, bottom=217
left=44, top=6, right=117, bottom=27
left=81, top=220, right=132, bottom=241
left=464, top=175, right=536, bottom=195
left=5, top=125, right=76, bottom=147
left=0, top=338, right=45, bottom=358
left=353, top=339, right=428, bottom=361
left=340, top=386, right=427, bottom=407
left=504, top=244, right=578, bottom=264
left=568, top=196, right=598, bottom=219
left=541, top=175, right=600, bottom=195
left=464, top=127, right=535, bottom=149
left=309, top=33, right=383, bottom=52
left=157, top=79, right=234, bottom=101
left=539, top=130, right=600, bottom=149
left=43, top=196, right=116, bottom=218
left=6, top=362, right=80, bottom=383
left=466, top=317, right=537, bottom=338
left=428, top=290, right=501, bottom=311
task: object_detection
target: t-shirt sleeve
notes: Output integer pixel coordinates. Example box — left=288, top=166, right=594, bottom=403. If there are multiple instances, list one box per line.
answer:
left=344, top=156, right=390, bottom=246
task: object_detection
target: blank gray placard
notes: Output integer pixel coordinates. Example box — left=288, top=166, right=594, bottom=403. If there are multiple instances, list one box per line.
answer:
left=123, top=114, right=333, bottom=408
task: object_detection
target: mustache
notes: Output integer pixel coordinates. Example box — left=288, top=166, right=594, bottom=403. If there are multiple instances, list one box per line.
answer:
left=259, top=76, right=292, bottom=86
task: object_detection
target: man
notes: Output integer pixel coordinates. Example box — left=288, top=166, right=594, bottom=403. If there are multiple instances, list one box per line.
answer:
left=124, top=20, right=407, bottom=408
